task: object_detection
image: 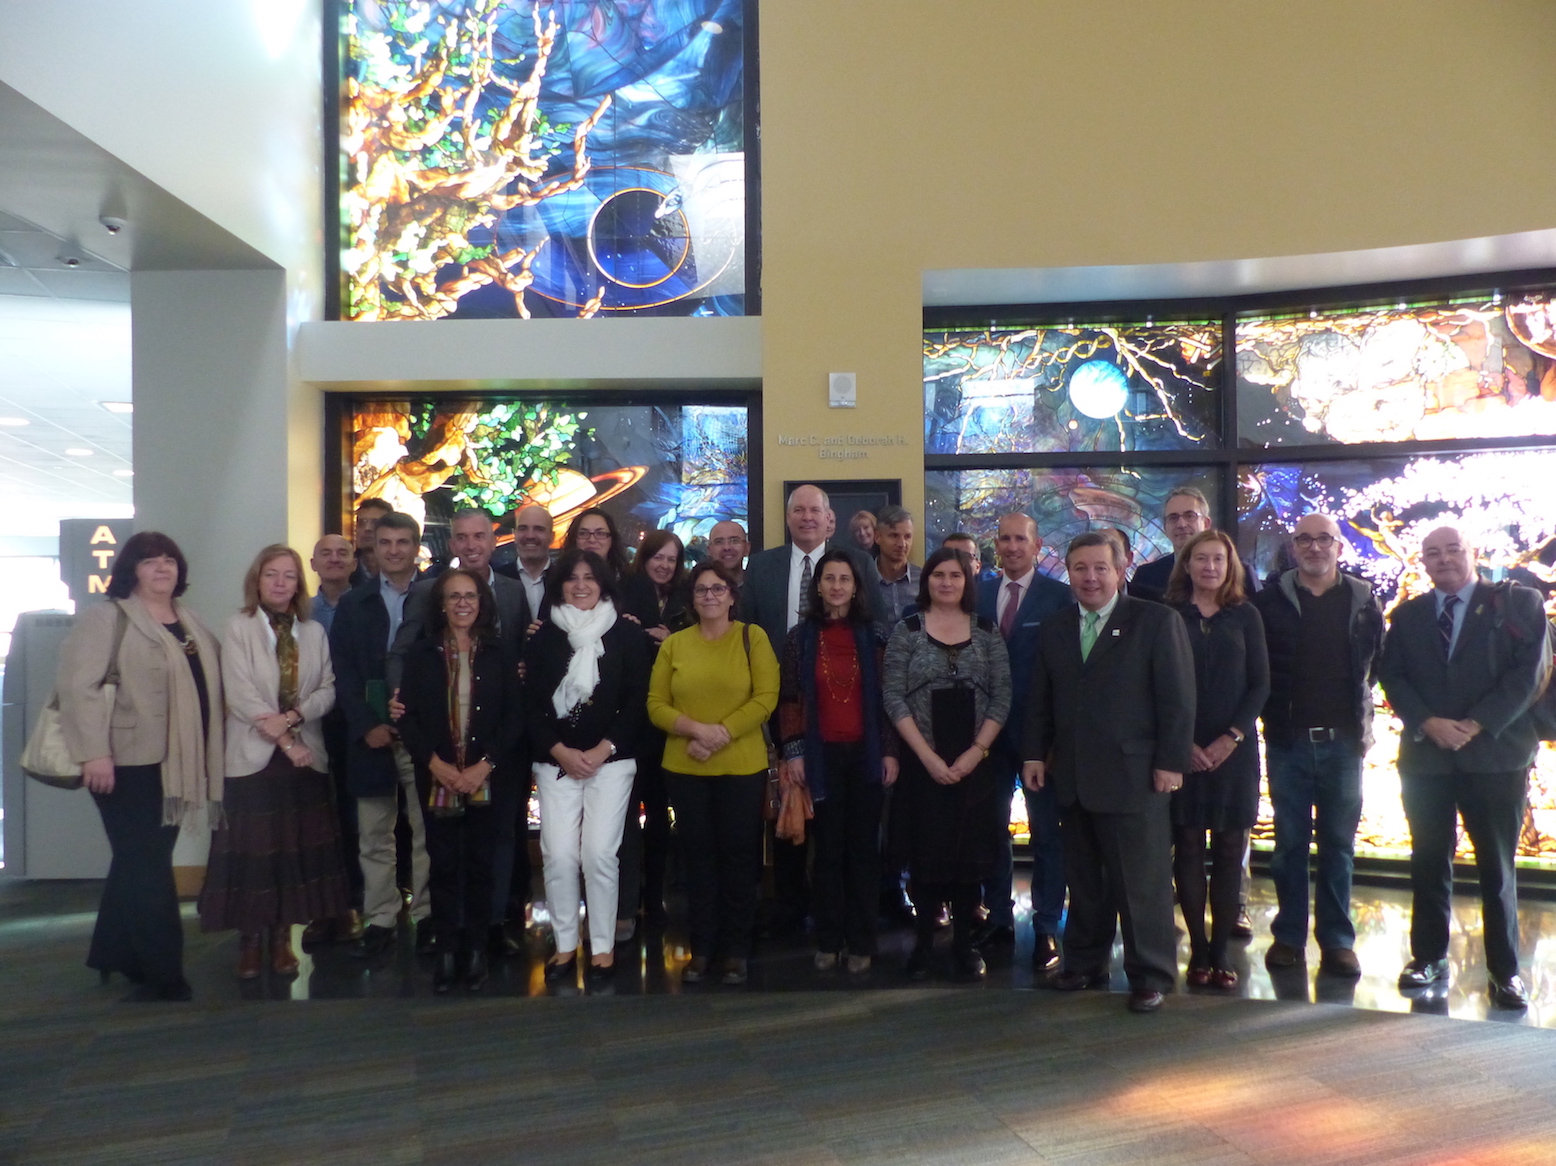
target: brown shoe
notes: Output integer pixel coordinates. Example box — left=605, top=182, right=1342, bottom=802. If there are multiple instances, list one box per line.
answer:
left=271, top=925, right=300, bottom=976
left=334, top=910, right=365, bottom=942
left=1319, top=947, right=1360, bottom=978
left=237, top=933, right=263, bottom=980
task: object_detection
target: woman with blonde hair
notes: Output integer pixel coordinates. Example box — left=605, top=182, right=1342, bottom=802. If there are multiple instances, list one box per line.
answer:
left=199, top=545, right=349, bottom=980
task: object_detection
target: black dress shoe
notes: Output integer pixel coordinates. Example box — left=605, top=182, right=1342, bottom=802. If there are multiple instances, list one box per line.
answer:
left=415, top=918, right=437, bottom=955
left=433, top=952, right=458, bottom=994
left=488, top=922, right=522, bottom=958
left=971, top=921, right=1015, bottom=948
left=585, top=960, right=616, bottom=987
left=955, top=949, right=987, bottom=981
left=1052, top=968, right=1110, bottom=991
left=1127, top=988, right=1165, bottom=1014
left=905, top=942, right=933, bottom=982
left=1230, top=907, right=1254, bottom=940
left=543, top=955, right=577, bottom=985
left=465, top=950, right=488, bottom=992
left=1488, top=974, right=1529, bottom=1010
left=1397, top=957, right=1449, bottom=990
left=1032, top=933, right=1060, bottom=973
left=351, top=923, right=396, bottom=960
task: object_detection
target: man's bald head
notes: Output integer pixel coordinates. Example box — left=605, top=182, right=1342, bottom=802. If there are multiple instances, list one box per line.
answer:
left=513, top=503, right=555, bottom=570
left=311, top=534, right=353, bottom=585
left=1421, top=524, right=1476, bottom=594
left=709, top=520, right=749, bottom=572
left=1292, top=512, right=1344, bottom=590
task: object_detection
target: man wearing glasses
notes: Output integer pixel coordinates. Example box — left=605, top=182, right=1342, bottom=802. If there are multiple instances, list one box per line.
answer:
left=1252, top=514, right=1384, bottom=978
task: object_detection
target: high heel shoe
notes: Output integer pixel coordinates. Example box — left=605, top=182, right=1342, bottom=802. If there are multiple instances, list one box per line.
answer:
left=1209, top=967, right=1239, bottom=990
left=544, top=954, right=578, bottom=985
left=1186, top=964, right=1212, bottom=988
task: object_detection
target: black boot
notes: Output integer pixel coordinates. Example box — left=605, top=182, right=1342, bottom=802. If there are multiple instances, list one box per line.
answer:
left=433, top=952, right=458, bottom=994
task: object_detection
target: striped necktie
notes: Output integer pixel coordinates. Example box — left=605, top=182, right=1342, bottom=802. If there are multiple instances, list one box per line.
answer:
left=1438, top=593, right=1459, bottom=657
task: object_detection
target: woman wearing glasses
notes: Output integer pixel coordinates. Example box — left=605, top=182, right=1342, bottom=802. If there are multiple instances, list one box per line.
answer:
left=523, top=549, right=652, bottom=987
left=562, top=508, right=631, bottom=587
left=647, top=560, right=779, bottom=986
left=883, top=547, right=1011, bottom=982
left=397, top=568, right=520, bottom=992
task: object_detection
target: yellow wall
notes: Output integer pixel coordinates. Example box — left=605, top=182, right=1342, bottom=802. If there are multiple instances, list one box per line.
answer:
left=757, top=0, right=1556, bottom=546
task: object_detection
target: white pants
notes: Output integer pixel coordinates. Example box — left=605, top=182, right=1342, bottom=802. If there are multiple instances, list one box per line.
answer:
left=357, top=744, right=430, bottom=929
left=535, top=758, right=636, bottom=954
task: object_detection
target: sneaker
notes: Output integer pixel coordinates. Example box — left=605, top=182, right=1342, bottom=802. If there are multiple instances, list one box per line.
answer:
left=720, top=957, right=748, bottom=986
left=845, top=954, right=872, bottom=975
left=813, top=950, right=839, bottom=971
left=681, top=956, right=710, bottom=984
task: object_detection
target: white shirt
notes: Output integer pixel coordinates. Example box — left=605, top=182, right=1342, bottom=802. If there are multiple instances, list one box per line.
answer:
left=996, top=567, right=1036, bottom=627
left=787, top=543, right=825, bottom=631
left=517, top=560, right=548, bottom=620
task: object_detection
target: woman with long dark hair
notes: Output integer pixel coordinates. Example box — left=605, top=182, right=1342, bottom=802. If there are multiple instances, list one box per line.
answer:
left=778, top=549, right=897, bottom=976
left=883, top=546, right=1011, bottom=982
left=523, top=549, right=652, bottom=987
left=1165, top=530, right=1269, bottom=989
left=562, top=507, right=630, bottom=585
left=56, top=532, right=224, bottom=1001
left=396, top=568, right=520, bottom=992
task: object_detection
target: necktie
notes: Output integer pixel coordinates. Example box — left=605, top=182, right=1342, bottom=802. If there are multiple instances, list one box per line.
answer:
left=1080, top=609, right=1101, bottom=661
left=1438, top=593, right=1459, bottom=657
left=797, top=553, right=813, bottom=620
left=1000, top=580, right=1020, bottom=639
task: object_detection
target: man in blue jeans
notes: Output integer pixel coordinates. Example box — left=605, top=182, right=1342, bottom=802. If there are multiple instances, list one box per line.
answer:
left=1251, top=513, right=1384, bottom=977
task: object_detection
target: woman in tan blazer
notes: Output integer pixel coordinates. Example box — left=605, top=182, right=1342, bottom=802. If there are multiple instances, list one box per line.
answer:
left=57, top=532, right=224, bottom=1002
left=198, top=545, right=349, bottom=980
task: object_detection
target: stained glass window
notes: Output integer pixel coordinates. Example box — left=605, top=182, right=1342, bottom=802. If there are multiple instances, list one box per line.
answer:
left=925, top=466, right=1224, bottom=579
left=924, top=321, right=1222, bottom=455
left=339, top=0, right=748, bottom=321
left=1237, top=293, right=1556, bottom=447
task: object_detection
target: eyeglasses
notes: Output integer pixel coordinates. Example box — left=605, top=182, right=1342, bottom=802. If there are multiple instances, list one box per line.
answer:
left=1293, top=534, right=1336, bottom=549
left=445, top=592, right=479, bottom=605
left=693, top=584, right=730, bottom=598
left=575, top=528, right=611, bottom=543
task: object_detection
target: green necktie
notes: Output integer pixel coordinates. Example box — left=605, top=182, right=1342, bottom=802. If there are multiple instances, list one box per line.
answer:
left=1080, top=609, right=1101, bottom=661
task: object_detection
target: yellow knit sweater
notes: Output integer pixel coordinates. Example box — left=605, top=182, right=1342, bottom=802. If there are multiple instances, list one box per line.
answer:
left=647, top=621, right=779, bottom=776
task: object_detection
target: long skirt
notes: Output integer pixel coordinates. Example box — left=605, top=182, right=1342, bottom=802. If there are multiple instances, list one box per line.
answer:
left=198, top=749, right=350, bottom=934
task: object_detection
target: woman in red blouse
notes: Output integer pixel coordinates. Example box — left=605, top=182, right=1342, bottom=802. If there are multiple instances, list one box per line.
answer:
left=778, top=549, right=898, bottom=976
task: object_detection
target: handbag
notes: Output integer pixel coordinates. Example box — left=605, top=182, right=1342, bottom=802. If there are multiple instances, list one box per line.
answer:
left=740, top=623, right=783, bottom=821
left=20, top=602, right=129, bottom=789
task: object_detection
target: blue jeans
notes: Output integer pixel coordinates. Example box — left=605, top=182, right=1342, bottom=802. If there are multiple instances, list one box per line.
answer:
left=1266, top=735, right=1363, bottom=951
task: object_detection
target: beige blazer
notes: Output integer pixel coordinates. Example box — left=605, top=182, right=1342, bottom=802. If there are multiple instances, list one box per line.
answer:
left=222, top=610, right=335, bottom=776
left=58, top=595, right=224, bottom=771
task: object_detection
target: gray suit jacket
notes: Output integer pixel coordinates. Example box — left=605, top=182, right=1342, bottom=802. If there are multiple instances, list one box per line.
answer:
left=387, top=569, right=528, bottom=691
left=1379, top=581, right=1551, bottom=775
left=739, top=540, right=889, bottom=650
left=1021, top=593, right=1196, bottom=814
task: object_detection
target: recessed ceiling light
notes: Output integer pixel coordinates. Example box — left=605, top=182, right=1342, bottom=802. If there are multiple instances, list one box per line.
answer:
left=112, top=469, right=134, bottom=477
left=64, top=447, right=94, bottom=457
left=101, top=401, right=133, bottom=414
left=0, top=416, right=29, bottom=427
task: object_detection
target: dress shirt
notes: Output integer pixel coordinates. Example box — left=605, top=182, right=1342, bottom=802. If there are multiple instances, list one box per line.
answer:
left=379, top=573, right=412, bottom=649
left=516, top=560, right=548, bottom=620
left=876, top=561, right=920, bottom=623
left=309, top=589, right=343, bottom=635
left=1433, top=578, right=1478, bottom=658
left=787, top=543, right=825, bottom=631
left=995, top=567, right=1037, bottom=628
left=1079, top=589, right=1121, bottom=652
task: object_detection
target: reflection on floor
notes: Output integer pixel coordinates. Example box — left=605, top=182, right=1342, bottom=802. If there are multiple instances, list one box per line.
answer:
left=4, top=872, right=1553, bottom=1027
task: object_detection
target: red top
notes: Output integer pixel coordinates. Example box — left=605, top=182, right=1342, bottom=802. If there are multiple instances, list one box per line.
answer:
left=815, top=621, right=865, bottom=743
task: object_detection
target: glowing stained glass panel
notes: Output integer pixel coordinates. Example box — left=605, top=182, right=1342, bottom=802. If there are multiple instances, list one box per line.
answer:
left=1236, top=293, right=1556, bottom=447
left=924, top=322, right=1222, bottom=455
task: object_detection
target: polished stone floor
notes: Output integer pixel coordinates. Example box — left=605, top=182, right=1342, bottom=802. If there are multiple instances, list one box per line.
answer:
left=6, top=869, right=1553, bottom=1027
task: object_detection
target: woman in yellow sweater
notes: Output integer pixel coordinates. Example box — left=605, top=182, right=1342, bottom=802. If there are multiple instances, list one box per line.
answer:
left=647, top=560, right=779, bottom=986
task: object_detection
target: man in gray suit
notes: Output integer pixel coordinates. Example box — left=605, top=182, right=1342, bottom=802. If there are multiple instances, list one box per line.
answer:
left=390, top=506, right=531, bottom=955
left=1379, top=525, right=1552, bottom=1009
left=740, top=484, right=885, bottom=932
left=1021, top=532, right=1195, bottom=1013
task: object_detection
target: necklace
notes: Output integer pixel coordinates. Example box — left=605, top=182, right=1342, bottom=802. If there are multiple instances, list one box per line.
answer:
left=819, top=631, right=860, bottom=704
left=163, top=623, right=198, bottom=656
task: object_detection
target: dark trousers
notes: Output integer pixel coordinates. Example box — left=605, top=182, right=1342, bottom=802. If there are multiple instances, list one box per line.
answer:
left=1400, top=768, right=1527, bottom=980
left=414, top=771, right=498, bottom=953
left=322, top=710, right=363, bottom=911
left=811, top=741, right=884, bottom=956
left=617, top=734, right=671, bottom=921
left=489, top=762, right=532, bottom=925
left=1173, top=826, right=1249, bottom=968
left=1022, top=779, right=1067, bottom=937
left=665, top=771, right=766, bottom=959
left=983, top=772, right=1017, bottom=928
left=89, top=764, right=184, bottom=989
left=911, top=881, right=979, bottom=954
left=1060, top=800, right=1177, bottom=992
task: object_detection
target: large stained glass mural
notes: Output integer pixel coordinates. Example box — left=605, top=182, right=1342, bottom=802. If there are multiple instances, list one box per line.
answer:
left=349, top=397, right=748, bottom=564
left=1237, top=448, right=1556, bottom=868
left=925, top=466, right=1223, bottom=580
left=1237, top=293, right=1556, bottom=447
left=340, top=0, right=748, bottom=320
left=924, top=321, right=1222, bottom=456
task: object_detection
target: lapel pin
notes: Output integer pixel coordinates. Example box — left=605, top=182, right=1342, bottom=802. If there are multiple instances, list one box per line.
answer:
left=1111, top=629, right=1120, bottom=636
left=1474, top=604, right=1484, bottom=615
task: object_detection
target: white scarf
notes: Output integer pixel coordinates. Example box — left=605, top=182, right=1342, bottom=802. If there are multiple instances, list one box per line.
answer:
left=550, top=599, right=618, bottom=719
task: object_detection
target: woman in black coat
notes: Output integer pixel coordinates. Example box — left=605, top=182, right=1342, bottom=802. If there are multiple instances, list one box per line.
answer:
left=1166, top=530, right=1271, bottom=989
left=523, top=549, right=652, bottom=987
left=397, top=568, right=520, bottom=993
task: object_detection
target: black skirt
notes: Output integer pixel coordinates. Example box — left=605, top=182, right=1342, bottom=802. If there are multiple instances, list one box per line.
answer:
left=198, top=749, right=350, bottom=933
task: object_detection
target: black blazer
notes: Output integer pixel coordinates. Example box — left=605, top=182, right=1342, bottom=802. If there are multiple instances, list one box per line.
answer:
left=522, top=617, right=652, bottom=761
left=740, top=540, right=888, bottom=650
left=1175, top=600, right=1270, bottom=785
left=1379, top=582, right=1551, bottom=775
left=1022, top=593, right=1196, bottom=813
left=328, top=580, right=399, bottom=797
left=387, top=569, right=529, bottom=691
left=397, top=635, right=522, bottom=776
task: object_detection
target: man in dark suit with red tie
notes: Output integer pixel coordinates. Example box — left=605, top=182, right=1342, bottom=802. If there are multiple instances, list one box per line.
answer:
left=1022, top=531, right=1196, bottom=1013
left=974, top=514, right=1072, bottom=970
left=1379, top=525, right=1552, bottom=1010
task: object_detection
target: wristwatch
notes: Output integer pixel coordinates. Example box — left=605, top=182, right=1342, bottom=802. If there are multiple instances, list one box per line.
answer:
left=1227, top=728, right=1245, bottom=744
left=604, top=740, right=618, bottom=759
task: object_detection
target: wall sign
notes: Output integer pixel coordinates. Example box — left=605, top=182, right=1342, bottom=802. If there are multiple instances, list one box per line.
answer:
left=58, top=519, right=134, bottom=606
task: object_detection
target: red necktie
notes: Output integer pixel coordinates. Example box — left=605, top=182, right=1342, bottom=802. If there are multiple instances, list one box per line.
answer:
left=1000, top=580, right=1020, bottom=639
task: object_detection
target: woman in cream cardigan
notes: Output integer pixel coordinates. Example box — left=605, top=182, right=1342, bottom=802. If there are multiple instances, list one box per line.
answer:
left=57, top=531, right=224, bottom=1002
left=198, top=544, right=349, bottom=980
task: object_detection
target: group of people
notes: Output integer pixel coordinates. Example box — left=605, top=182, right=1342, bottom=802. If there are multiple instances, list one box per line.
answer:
left=54, top=481, right=1552, bottom=1015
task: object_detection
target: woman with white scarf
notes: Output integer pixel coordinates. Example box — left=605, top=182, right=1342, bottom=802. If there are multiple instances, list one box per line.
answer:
left=522, top=549, right=652, bottom=988
left=56, top=532, right=224, bottom=1002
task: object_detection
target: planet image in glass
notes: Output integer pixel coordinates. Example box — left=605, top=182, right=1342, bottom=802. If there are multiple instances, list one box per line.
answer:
left=1067, top=359, right=1130, bottom=420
